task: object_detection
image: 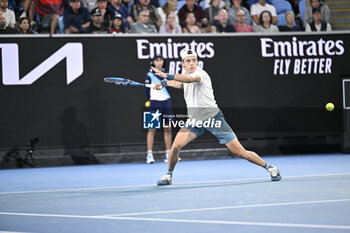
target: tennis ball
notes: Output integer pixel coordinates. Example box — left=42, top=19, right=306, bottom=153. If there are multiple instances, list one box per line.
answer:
left=326, top=102, right=334, bottom=111
left=145, top=100, right=150, bottom=108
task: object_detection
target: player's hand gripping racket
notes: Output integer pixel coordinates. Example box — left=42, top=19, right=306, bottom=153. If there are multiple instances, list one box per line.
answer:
left=104, top=77, right=154, bottom=88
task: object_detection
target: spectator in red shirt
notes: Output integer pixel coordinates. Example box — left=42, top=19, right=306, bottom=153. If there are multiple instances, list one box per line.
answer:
left=34, top=0, right=64, bottom=34
left=234, top=9, right=254, bottom=32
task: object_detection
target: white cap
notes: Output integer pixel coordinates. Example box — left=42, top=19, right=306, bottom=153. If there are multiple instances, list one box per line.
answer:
left=180, top=49, right=197, bottom=60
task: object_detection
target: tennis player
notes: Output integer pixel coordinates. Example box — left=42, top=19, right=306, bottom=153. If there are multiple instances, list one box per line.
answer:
left=152, top=49, right=281, bottom=185
left=145, top=55, right=172, bottom=164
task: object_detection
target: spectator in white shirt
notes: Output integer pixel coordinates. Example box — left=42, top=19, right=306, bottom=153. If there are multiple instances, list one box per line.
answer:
left=0, top=0, right=15, bottom=28
left=250, top=0, right=277, bottom=25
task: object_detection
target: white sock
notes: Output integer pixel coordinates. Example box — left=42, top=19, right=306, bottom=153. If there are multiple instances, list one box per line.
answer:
left=165, top=149, right=170, bottom=158
left=147, top=150, right=153, bottom=155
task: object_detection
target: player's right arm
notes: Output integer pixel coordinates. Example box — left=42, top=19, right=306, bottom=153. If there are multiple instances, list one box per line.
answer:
left=172, top=73, right=201, bottom=83
left=151, top=67, right=200, bottom=84
left=167, top=80, right=183, bottom=89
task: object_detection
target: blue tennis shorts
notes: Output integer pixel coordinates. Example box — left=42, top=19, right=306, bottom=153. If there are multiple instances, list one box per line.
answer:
left=185, top=110, right=236, bottom=144
left=150, top=99, right=172, bottom=123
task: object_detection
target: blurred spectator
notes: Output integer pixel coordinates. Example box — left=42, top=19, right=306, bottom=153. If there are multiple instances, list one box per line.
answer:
left=157, top=0, right=179, bottom=25
left=33, top=0, right=64, bottom=34
left=254, top=10, right=279, bottom=32
left=201, top=23, right=217, bottom=32
left=131, top=0, right=161, bottom=29
left=19, top=0, right=35, bottom=23
left=131, top=9, right=158, bottom=33
left=278, top=11, right=301, bottom=31
left=63, top=0, right=91, bottom=33
left=250, top=0, right=277, bottom=25
left=305, top=7, right=331, bottom=31
left=205, top=0, right=221, bottom=24
left=303, top=0, right=330, bottom=27
left=204, top=0, right=228, bottom=9
left=159, top=12, right=182, bottom=33
left=225, top=0, right=249, bottom=9
left=90, top=0, right=114, bottom=29
left=17, top=17, right=34, bottom=33
left=286, top=0, right=299, bottom=15
left=228, top=0, right=252, bottom=25
left=0, top=0, right=15, bottom=28
left=121, top=0, right=133, bottom=8
left=81, top=0, right=96, bottom=11
left=0, top=12, right=18, bottom=33
left=178, top=0, right=206, bottom=28
left=133, top=0, right=160, bottom=8
left=108, top=0, right=133, bottom=29
left=88, top=8, right=110, bottom=33
left=234, top=9, right=254, bottom=32
left=212, top=9, right=235, bottom=32
left=182, top=11, right=201, bottom=33
left=110, top=14, right=126, bottom=33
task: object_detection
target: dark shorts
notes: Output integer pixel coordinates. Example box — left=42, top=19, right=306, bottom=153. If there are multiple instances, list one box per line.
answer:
left=150, top=99, right=172, bottom=123
left=185, top=110, right=236, bottom=144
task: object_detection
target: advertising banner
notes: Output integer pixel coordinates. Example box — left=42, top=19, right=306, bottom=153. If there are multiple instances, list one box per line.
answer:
left=0, top=33, right=348, bottom=149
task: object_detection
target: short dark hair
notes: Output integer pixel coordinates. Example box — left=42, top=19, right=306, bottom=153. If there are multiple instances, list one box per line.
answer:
left=310, top=0, right=322, bottom=5
left=312, top=7, right=321, bottom=14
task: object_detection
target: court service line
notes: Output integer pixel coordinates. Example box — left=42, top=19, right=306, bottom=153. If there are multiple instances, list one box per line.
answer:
left=0, top=211, right=350, bottom=230
left=1, top=172, right=350, bottom=195
left=99, top=198, right=350, bottom=217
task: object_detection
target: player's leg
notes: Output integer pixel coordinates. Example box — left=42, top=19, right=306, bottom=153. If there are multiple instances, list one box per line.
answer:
left=208, top=110, right=281, bottom=181
left=169, top=128, right=197, bottom=170
left=162, top=99, right=172, bottom=162
left=157, top=128, right=198, bottom=185
left=225, top=138, right=281, bottom=181
left=163, top=126, right=171, bottom=162
left=146, top=129, right=156, bottom=164
left=226, top=138, right=265, bottom=166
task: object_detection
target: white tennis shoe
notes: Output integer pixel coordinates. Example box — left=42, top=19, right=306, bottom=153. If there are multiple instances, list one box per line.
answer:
left=157, top=174, right=172, bottom=186
left=267, top=165, right=281, bottom=181
left=146, top=154, right=155, bottom=164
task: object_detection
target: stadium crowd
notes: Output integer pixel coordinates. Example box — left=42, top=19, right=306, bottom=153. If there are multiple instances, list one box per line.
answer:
left=0, top=0, right=331, bottom=34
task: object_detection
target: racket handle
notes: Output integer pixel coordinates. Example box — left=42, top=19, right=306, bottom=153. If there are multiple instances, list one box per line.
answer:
left=145, top=84, right=155, bottom=88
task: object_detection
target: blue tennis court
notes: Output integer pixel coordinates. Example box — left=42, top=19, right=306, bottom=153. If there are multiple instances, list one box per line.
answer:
left=0, top=153, right=350, bottom=233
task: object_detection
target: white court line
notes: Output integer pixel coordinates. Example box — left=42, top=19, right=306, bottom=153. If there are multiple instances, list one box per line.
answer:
left=0, top=211, right=350, bottom=230
left=99, top=198, right=350, bottom=217
left=0, top=231, right=32, bottom=233
left=0, top=172, right=350, bottom=195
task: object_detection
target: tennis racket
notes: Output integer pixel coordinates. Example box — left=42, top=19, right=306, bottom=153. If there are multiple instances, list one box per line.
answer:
left=104, top=77, right=155, bottom=88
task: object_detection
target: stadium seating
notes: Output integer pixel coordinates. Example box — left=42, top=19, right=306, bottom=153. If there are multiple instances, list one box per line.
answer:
left=177, top=0, right=187, bottom=11
left=272, top=0, right=293, bottom=14
left=159, top=0, right=168, bottom=6
left=277, top=12, right=287, bottom=26
left=298, top=0, right=307, bottom=22
left=199, top=0, right=206, bottom=9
